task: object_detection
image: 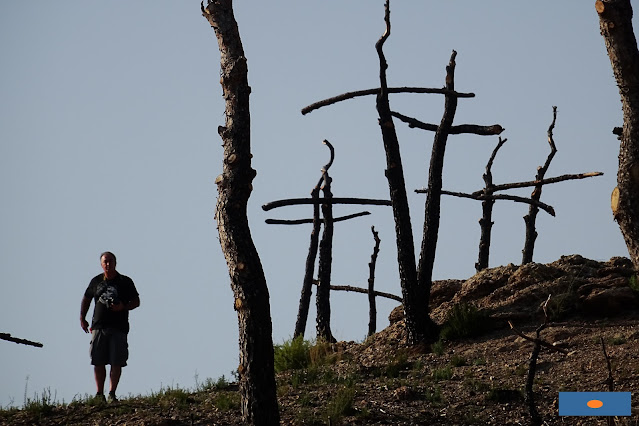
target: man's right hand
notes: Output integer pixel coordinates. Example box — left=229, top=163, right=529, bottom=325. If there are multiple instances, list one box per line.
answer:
left=81, top=318, right=90, bottom=333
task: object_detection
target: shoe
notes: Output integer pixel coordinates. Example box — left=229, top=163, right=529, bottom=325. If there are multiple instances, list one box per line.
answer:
left=108, top=391, right=118, bottom=403
left=95, top=392, right=106, bottom=403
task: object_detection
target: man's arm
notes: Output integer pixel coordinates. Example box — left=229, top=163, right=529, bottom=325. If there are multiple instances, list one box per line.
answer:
left=126, top=296, right=140, bottom=311
left=80, top=296, right=92, bottom=333
left=111, top=296, right=140, bottom=312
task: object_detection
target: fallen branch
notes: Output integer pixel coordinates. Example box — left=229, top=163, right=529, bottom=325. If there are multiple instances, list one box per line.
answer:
left=507, top=321, right=569, bottom=356
left=0, top=333, right=43, bottom=348
left=301, top=87, right=475, bottom=115
left=391, top=111, right=503, bottom=136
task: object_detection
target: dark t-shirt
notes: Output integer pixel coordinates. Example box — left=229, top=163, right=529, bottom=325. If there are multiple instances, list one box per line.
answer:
left=84, top=273, right=139, bottom=333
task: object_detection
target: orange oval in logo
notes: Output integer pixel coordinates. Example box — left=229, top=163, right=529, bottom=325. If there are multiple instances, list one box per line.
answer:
left=587, top=399, right=604, bottom=409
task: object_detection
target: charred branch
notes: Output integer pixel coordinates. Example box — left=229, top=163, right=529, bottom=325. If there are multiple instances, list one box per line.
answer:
left=316, top=141, right=336, bottom=343
left=375, top=0, right=430, bottom=345
left=476, top=137, right=507, bottom=271
left=368, top=226, right=382, bottom=337
left=600, top=336, right=615, bottom=392
left=262, top=197, right=391, bottom=211
left=311, top=281, right=402, bottom=303
left=416, top=188, right=556, bottom=216
left=391, top=111, right=503, bottom=136
left=266, top=211, right=370, bottom=225
left=418, top=50, right=462, bottom=304
left=301, top=87, right=475, bottom=116
left=522, top=107, right=558, bottom=264
left=467, top=172, right=604, bottom=196
left=0, top=333, right=43, bottom=348
left=509, top=296, right=568, bottom=426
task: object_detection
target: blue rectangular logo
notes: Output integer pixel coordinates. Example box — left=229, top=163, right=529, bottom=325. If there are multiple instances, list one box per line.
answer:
left=559, top=392, right=631, bottom=416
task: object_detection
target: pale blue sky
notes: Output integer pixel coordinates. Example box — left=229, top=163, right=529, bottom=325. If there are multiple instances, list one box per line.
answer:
left=0, top=1, right=631, bottom=406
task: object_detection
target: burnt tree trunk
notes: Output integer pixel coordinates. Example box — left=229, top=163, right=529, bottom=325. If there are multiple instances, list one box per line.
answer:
left=375, top=0, right=430, bottom=344
left=522, top=107, right=557, bottom=264
left=201, top=1, right=280, bottom=424
left=597, top=0, right=639, bottom=271
left=367, top=226, right=381, bottom=337
left=417, top=51, right=458, bottom=307
left=476, top=137, right=507, bottom=271
left=316, top=170, right=335, bottom=343
left=293, top=179, right=322, bottom=339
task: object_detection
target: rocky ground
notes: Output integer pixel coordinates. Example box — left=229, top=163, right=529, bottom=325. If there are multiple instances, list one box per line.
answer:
left=2, top=255, right=639, bottom=425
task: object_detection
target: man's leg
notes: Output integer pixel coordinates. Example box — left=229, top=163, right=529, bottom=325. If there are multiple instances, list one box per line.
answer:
left=109, top=365, right=122, bottom=393
left=94, top=365, right=106, bottom=394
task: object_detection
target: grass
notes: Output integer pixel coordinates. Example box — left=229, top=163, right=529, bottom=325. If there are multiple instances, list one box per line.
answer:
left=432, top=366, right=453, bottom=381
left=274, top=335, right=312, bottom=372
left=324, top=385, right=356, bottom=423
left=439, top=302, right=490, bottom=340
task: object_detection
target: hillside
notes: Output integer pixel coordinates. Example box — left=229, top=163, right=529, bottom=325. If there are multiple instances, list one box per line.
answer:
left=2, top=255, right=638, bottom=425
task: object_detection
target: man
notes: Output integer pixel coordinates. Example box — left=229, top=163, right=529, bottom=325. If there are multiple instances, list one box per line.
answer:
left=80, top=251, right=140, bottom=402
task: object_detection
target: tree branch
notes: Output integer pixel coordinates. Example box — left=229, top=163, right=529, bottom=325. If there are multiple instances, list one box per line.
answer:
left=468, top=172, right=604, bottom=196
left=0, top=333, right=43, bottom=348
left=416, top=188, right=556, bottom=216
left=312, top=281, right=402, bottom=303
left=262, top=197, right=391, bottom=211
left=391, top=111, right=503, bottom=136
left=301, top=87, right=475, bottom=115
left=266, top=211, right=370, bottom=225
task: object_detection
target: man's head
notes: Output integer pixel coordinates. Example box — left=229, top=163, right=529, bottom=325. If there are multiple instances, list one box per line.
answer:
left=100, top=251, right=117, bottom=278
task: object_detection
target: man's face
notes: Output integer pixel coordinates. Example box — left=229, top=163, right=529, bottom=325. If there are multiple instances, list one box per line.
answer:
left=101, top=254, right=116, bottom=276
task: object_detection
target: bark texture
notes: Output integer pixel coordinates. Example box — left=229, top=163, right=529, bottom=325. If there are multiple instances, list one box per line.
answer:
left=522, top=107, right=557, bottom=264
left=201, top=1, right=280, bottom=424
left=476, top=137, right=507, bottom=271
left=417, top=51, right=458, bottom=310
left=597, top=0, right=639, bottom=270
left=293, top=179, right=322, bottom=339
left=375, top=0, right=430, bottom=344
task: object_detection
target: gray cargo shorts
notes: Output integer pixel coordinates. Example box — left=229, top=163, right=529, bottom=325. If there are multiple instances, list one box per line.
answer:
left=90, top=328, right=128, bottom=366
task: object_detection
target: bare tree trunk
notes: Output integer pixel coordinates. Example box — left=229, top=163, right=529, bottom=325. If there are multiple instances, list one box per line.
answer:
left=375, top=0, right=430, bottom=344
left=522, top=107, right=557, bottom=264
left=476, top=137, right=507, bottom=271
left=293, top=179, right=322, bottom=339
left=367, top=226, right=381, bottom=337
left=201, top=1, right=280, bottom=424
left=316, top=168, right=335, bottom=343
left=417, top=50, right=458, bottom=308
left=597, top=0, right=639, bottom=270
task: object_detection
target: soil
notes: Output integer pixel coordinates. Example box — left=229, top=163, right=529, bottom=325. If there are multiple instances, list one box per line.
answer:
left=2, top=255, right=638, bottom=425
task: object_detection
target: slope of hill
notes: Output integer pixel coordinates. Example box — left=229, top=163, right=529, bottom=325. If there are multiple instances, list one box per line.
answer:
left=2, top=255, right=638, bottom=425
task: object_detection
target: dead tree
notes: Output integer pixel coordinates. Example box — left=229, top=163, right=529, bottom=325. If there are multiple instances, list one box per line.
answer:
left=316, top=142, right=336, bottom=342
left=597, top=0, right=639, bottom=271
left=201, top=1, right=279, bottom=423
left=303, top=2, right=502, bottom=344
left=476, top=137, right=507, bottom=271
left=0, top=333, right=43, bottom=348
left=373, top=1, right=432, bottom=344
left=509, top=296, right=569, bottom=426
left=522, top=107, right=558, bottom=264
left=263, top=141, right=390, bottom=340
left=368, top=226, right=381, bottom=337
